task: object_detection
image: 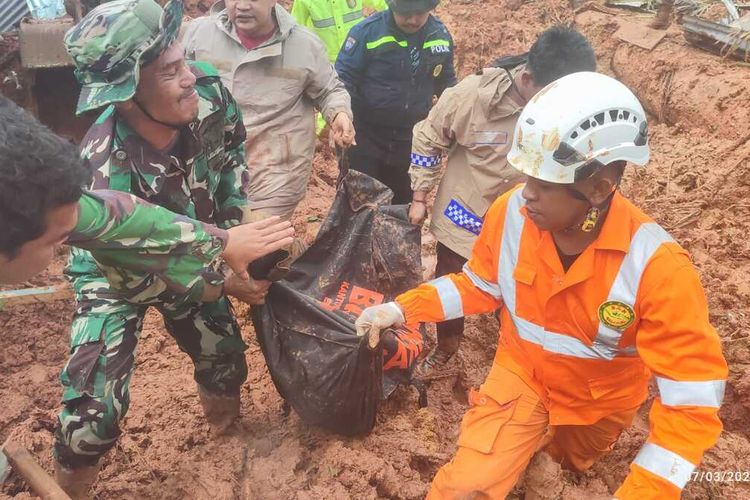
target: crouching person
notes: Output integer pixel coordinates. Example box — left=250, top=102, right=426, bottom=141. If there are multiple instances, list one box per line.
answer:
left=356, top=72, right=727, bottom=499
left=54, top=0, right=282, bottom=496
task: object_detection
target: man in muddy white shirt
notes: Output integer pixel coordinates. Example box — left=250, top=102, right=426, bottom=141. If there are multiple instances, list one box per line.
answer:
left=183, top=0, right=355, bottom=220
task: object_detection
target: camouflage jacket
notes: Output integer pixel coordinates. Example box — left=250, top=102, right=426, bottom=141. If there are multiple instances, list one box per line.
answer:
left=68, top=190, right=226, bottom=304
left=68, top=61, right=248, bottom=303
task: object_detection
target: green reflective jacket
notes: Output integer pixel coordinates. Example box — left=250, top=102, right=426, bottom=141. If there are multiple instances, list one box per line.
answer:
left=291, top=0, right=387, bottom=62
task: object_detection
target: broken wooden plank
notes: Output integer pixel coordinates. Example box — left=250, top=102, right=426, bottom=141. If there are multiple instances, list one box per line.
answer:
left=615, top=20, right=668, bottom=50
left=0, top=285, right=73, bottom=308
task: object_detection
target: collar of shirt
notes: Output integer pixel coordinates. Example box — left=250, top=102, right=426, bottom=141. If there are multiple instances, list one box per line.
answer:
left=517, top=190, right=632, bottom=285
left=236, top=26, right=277, bottom=50
left=477, top=67, right=524, bottom=121
left=519, top=190, right=631, bottom=253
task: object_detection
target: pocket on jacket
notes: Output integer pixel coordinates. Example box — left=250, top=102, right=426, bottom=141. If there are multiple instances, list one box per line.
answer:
left=588, top=364, right=649, bottom=403
left=61, top=315, right=107, bottom=402
left=247, top=134, right=300, bottom=202
left=457, top=389, right=521, bottom=454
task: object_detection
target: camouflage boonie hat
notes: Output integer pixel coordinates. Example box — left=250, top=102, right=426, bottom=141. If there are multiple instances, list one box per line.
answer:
left=64, top=0, right=184, bottom=115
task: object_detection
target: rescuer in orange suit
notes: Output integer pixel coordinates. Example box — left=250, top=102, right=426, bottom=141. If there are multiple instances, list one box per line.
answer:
left=355, top=71, right=728, bottom=499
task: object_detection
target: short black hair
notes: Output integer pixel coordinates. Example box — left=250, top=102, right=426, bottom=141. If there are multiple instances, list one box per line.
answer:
left=0, top=96, right=91, bottom=257
left=527, top=26, right=597, bottom=87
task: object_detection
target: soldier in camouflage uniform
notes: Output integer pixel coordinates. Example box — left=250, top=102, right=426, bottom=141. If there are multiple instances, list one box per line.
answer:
left=0, top=94, right=293, bottom=295
left=56, top=0, right=267, bottom=496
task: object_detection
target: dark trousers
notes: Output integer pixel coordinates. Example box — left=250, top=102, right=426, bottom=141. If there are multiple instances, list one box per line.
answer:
left=346, top=120, right=413, bottom=205
left=435, top=242, right=468, bottom=349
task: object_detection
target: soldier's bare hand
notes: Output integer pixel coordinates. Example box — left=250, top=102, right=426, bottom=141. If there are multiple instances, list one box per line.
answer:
left=330, top=112, right=356, bottom=149
left=223, top=274, right=271, bottom=304
left=224, top=217, right=294, bottom=280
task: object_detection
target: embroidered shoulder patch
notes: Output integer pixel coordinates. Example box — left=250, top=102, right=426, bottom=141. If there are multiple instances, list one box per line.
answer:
left=344, top=36, right=357, bottom=52
left=598, top=301, right=636, bottom=331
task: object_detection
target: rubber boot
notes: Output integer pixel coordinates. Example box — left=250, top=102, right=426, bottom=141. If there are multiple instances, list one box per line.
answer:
left=54, top=459, right=101, bottom=500
left=198, top=386, right=240, bottom=436
left=523, top=451, right=564, bottom=500
left=649, top=2, right=673, bottom=30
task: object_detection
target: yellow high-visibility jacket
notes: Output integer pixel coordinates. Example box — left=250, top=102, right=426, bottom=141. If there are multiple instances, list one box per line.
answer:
left=292, top=0, right=387, bottom=62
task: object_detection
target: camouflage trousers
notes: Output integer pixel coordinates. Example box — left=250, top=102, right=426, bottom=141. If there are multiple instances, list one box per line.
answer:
left=53, top=275, right=248, bottom=469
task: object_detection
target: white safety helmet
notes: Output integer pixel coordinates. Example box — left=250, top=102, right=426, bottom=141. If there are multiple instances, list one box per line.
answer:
left=507, top=72, right=649, bottom=184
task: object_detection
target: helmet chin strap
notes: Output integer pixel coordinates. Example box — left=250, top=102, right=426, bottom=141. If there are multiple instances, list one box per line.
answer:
left=132, top=96, right=182, bottom=130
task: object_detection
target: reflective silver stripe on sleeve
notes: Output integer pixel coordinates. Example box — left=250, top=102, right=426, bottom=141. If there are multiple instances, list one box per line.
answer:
left=462, top=262, right=501, bottom=299
left=656, top=377, right=725, bottom=408
left=632, top=442, right=695, bottom=489
left=429, top=276, right=464, bottom=320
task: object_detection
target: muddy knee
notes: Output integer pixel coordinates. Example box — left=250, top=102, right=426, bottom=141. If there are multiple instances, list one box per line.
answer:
left=54, top=396, right=122, bottom=469
left=523, top=452, right=563, bottom=500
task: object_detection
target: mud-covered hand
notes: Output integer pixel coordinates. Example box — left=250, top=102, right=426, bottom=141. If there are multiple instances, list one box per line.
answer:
left=330, top=112, right=356, bottom=149
left=224, top=217, right=295, bottom=280
left=223, top=274, right=272, bottom=304
left=355, top=302, right=405, bottom=349
left=408, top=200, right=427, bottom=225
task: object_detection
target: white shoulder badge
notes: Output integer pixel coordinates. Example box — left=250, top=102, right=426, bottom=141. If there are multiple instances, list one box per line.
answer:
left=344, top=36, right=357, bottom=52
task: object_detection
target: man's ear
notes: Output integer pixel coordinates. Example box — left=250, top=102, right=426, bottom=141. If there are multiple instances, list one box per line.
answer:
left=115, top=100, right=135, bottom=113
left=520, top=70, right=533, bottom=88
left=583, top=172, right=617, bottom=206
left=519, top=70, right=544, bottom=102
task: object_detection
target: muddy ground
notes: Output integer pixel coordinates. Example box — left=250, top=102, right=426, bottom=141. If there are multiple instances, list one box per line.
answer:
left=2, top=0, right=750, bottom=498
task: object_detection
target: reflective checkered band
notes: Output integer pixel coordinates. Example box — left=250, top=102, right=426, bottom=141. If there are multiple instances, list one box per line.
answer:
left=444, top=199, right=483, bottom=235
left=410, top=152, right=441, bottom=168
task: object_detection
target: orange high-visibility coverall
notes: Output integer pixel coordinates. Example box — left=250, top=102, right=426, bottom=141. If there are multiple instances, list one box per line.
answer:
left=396, top=186, right=728, bottom=499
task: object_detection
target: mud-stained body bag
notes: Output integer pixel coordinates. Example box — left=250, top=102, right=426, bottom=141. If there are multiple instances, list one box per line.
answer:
left=251, top=171, right=425, bottom=436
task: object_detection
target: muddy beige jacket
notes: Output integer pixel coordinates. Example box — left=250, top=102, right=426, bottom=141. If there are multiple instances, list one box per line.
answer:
left=409, top=67, right=525, bottom=258
left=183, top=4, right=352, bottom=217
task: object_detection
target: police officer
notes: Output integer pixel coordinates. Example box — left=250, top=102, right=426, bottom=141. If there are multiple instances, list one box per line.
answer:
left=335, top=0, right=456, bottom=204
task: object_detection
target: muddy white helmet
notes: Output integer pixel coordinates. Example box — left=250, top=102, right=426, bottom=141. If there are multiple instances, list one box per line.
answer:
left=507, top=71, right=649, bottom=184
